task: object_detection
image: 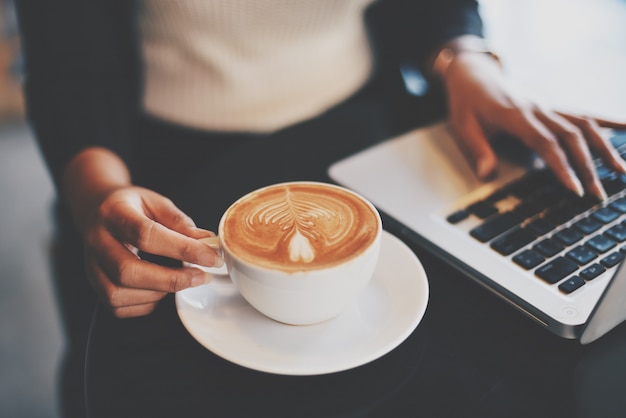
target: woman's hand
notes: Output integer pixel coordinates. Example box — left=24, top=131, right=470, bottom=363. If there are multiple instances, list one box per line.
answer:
left=441, top=45, right=626, bottom=200
left=82, top=186, right=222, bottom=318
left=63, top=147, right=222, bottom=318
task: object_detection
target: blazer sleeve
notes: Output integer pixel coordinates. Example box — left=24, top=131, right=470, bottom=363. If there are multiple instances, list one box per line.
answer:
left=367, top=0, right=484, bottom=70
left=14, top=0, right=141, bottom=191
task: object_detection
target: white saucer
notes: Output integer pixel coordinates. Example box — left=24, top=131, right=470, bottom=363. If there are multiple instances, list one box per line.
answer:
left=175, top=230, right=429, bottom=376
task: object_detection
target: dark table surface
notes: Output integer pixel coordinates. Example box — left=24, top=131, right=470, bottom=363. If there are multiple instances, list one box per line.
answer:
left=84, top=2, right=626, bottom=417
left=83, top=216, right=626, bottom=418
left=83, top=102, right=626, bottom=417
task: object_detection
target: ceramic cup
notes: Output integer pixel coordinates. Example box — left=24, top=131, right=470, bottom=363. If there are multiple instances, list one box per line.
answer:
left=210, top=181, right=382, bottom=325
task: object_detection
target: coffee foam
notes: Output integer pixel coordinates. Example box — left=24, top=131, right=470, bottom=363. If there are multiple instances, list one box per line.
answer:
left=222, top=183, right=379, bottom=272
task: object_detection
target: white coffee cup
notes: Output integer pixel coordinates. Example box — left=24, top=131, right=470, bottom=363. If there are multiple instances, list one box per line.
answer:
left=208, top=181, right=382, bottom=325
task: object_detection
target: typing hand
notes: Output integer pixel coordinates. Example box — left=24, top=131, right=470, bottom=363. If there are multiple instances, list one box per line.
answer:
left=442, top=51, right=626, bottom=201
left=82, top=186, right=222, bottom=318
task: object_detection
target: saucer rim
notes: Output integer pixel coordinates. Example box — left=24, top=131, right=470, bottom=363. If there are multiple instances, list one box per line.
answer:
left=175, top=230, right=429, bottom=375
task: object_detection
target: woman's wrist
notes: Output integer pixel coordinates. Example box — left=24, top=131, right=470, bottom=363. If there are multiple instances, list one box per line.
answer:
left=428, top=35, right=502, bottom=81
left=62, top=147, right=132, bottom=233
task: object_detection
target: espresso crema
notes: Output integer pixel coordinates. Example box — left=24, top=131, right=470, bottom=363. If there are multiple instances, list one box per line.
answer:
left=221, top=183, right=380, bottom=272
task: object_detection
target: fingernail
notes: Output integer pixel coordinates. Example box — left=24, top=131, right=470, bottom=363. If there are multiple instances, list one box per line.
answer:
left=199, top=236, right=221, bottom=250
left=573, top=184, right=585, bottom=198
left=191, top=271, right=212, bottom=287
left=594, top=184, right=608, bottom=202
left=568, top=172, right=585, bottom=198
left=476, top=158, right=496, bottom=181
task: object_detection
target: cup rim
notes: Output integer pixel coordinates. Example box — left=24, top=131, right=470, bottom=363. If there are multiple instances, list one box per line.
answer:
left=217, top=181, right=382, bottom=274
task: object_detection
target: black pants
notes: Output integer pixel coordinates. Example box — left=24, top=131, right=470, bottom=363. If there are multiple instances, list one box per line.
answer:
left=53, top=69, right=445, bottom=418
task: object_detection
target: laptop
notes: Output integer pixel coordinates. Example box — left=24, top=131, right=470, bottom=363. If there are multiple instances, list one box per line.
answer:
left=329, top=122, right=626, bottom=343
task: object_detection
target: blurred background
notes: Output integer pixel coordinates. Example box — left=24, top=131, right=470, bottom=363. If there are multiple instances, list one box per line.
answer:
left=0, top=0, right=624, bottom=417
left=0, top=1, right=63, bottom=418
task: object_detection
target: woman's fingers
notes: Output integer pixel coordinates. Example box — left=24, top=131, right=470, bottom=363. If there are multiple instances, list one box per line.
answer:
left=588, top=117, right=626, bottom=130
left=85, top=252, right=166, bottom=317
left=85, top=232, right=213, bottom=318
left=450, top=115, right=498, bottom=180
left=84, top=189, right=217, bottom=316
left=80, top=186, right=222, bottom=318
left=442, top=49, right=626, bottom=200
left=99, top=189, right=223, bottom=268
left=531, top=110, right=605, bottom=200
left=559, top=113, right=626, bottom=174
left=139, top=190, right=213, bottom=238
left=88, top=229, right=213, bottom=293
left=454, top=107, right=587, bottom=197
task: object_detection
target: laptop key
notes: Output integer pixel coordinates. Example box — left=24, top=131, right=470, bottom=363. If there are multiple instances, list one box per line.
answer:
left=554, top=228, right=584, bottom=246
left=470, top=211, right=522, bottom=243
left=573, top=217, right=602, bottom=235
left=591, top=207, right=620, bottom=224
left=533, top=238, right=565, bottom=257
left=558, top=276, right=585, bottom=294
left=609, top=197, right=626, bottom=214
left=586, top=235, right=617, bottom=253
left=512, top=201, right=544, bottom=219
left=513, top=249, right=545, bottom=270
left=467, top=201, right=499, bottom=219
left=535, top=256, right=578, bottom=284
left=596, top=166, right=613, bottom=180
left=605, top=224, right=626, bottom=242
left=527, top=218, right=557, bottom=235
left=602, top=177, right=626, bottom=196
left=570, top=195, right=601, bottom=215
left=508, top=170, right=552, bottom=199
left=611, top=131, right=626, bottom=148
left=447, top=209, right=470, bottom=224
left=580, top=263, right=606, bottom=280
left=491, top=227, right=537, bottom=255
left=601, top=251, right=624, bottom=268
left=566, top=246, right=598, bottom=265
left=545, top=205, right=578, bottom=225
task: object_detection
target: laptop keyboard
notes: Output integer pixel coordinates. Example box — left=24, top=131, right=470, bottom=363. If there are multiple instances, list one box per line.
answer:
left=447, top=132, right=626, bottom=295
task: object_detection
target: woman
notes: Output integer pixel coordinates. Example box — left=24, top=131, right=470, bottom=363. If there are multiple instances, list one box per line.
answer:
left=15, top=2, right=626, bottom=414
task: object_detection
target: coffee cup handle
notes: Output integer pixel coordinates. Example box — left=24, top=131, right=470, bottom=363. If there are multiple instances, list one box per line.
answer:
left=187, top=236, right=229, bottom=277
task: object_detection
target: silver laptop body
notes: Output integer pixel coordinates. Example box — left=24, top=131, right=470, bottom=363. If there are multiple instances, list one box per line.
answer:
left=329, top=122, right=626, bottom=343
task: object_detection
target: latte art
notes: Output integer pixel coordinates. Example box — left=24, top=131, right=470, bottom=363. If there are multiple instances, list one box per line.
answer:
left=246, top=189, right=356, bottom=263
left=222, top=183, right=379, bottom=272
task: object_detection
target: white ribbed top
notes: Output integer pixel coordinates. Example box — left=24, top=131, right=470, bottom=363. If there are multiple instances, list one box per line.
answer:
left=139, top=0, right=376, bottom=133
